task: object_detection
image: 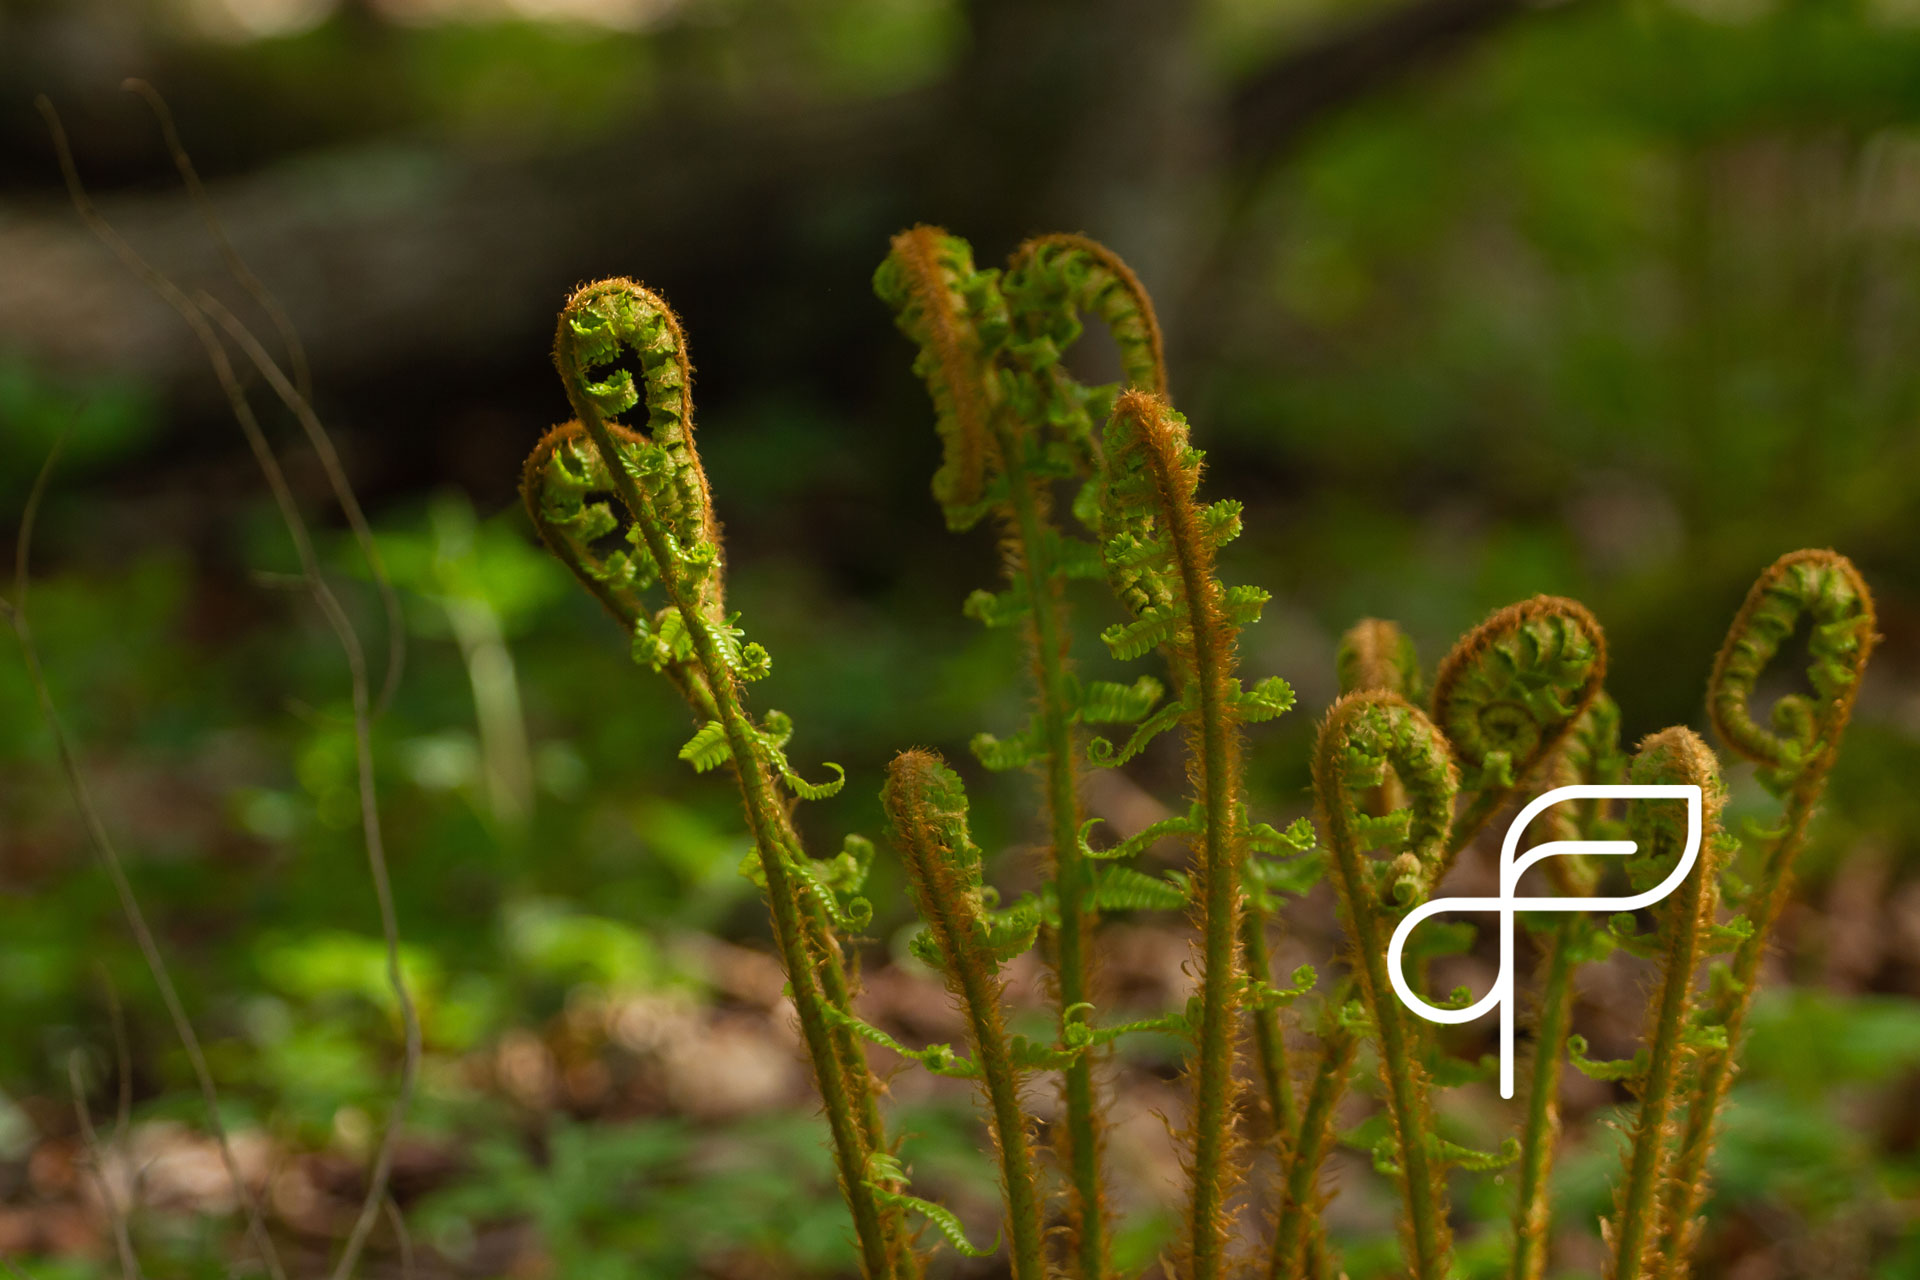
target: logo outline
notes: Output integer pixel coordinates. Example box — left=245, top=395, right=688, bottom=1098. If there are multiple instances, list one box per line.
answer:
left=1384, top=783, right=1703, bottom=1098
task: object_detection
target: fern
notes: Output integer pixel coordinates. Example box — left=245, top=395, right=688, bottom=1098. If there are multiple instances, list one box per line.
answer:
left=518, top=240, right=1875, bottom=1280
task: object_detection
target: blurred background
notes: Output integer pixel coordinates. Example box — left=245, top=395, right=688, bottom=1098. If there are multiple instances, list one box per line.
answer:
left=1, top=0, right=1918, bottom=1275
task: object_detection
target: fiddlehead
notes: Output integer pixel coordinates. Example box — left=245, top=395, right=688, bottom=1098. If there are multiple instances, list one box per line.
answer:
left=1607, top=729, right=1727, bottom=1280
left=1432, top=595, right=1607, bottom=872
left=522, top=421, right=721, bottom=719
left=532, top=279, right=909, bottom=1279
left=1098, top=390, right=1280, bottom=1280
left=1312, top=692, right=1459, bottom=1280
left=884, top=752, right=1046, bottom=1280
left=1655, top=550, right=1876, bottom=1277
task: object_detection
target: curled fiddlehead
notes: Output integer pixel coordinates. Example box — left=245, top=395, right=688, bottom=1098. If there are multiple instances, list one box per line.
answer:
left=1605, top=728, right=1727, bottom=1280
left=1097, top=389, right=1287, bottom=1280
left=1705, top=549, right=1875, bottom=796
left=1312, top=692, right=1459, bottom=1280
left=529, top=279, right=909, bottom=1279
left=522, top=421, right=720, bottom=718
left=883, top=752, right=1046, bottom=1280
left=1656, top=550, right=1876, bottom=1277
left=1432, top=595, right=1607, bottom=872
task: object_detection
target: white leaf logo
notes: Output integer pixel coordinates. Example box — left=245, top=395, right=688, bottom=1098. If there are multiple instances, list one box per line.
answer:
left=1385, top=784, right=1703, bottom=1098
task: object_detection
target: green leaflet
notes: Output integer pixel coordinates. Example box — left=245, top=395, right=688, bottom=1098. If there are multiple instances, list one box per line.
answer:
left=678, top=720, right=731, bottom=772
left=821, top=1006, right=978, bottom=1079
left=1078, top=675, right=1165, bottom=725
left=964, top=583, right=1031, bottom=629
left=1100, top=604, right=1184, bottom=661
left=1236, top=675, right=1295, bottom=722
left=1079, top=805, right=1201, bottom=862
left=1086, top=696, right=1189, bottom=767
left=1437, top=1136, right=1520, bottom=1173
left=971, top=720, right=1043, bottom=772
left=1089, top=865, right=1191, bottom=913
left=866, top=1153, right=1002, bottom=1258
left=1567, top=1034, right=1647, bottom=1084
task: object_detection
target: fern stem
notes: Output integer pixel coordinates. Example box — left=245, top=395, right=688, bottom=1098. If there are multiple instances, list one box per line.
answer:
left=1512, top=715, right=1619, bottom=1280
left=1239, top=912, right=1298, bottom=1141
left=885, top=753, right=1047, bottom=1280
left=1002, top=434, right=1108, bottom=1275
left=1268, top=1019, right=1355, bottom=1280
left=1109, top=391, right=1244, bottom=1280
left=1607, top=730, right=1723, bottom=1280
left=1510, top=921, right=1575, bottom=1280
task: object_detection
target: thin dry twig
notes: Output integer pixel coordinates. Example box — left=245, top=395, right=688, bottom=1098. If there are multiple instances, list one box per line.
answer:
left=0, top=429, right=284, bottom=1280
left=35, top=95, right=422, bottom=1280
left=385, top=1196, right=416, bottom=1280
left=69, top=1053, right=143, bottom=1280
left=125, top=77, right=406, bottom=720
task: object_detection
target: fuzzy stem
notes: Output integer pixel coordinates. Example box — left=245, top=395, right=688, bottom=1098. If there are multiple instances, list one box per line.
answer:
left=1606, top=729, right=1722, bottom=1280
left=1651, top=791, right=1810, bottom=1278
left=885, top=753, right=1047, bottom=1280
left=1108, top=392, right=1244, bottom=1280
left=1510, top=922, right=1576, bottom=1280
left=1268, top=1019, right=1355, bottom=1280
left=1002, top=443, right=1107, bottom=1275
left=556, top=309, right=899, bottom=1280
left=1239, top=913, right=1298, bottom=1142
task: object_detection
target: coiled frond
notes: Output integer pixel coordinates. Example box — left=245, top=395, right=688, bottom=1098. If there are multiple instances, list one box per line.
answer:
left=553, top=277, right=723, bottom=616
left=1002, top=232, right=1167, bottom=475
left=1706, top=549, right=1875, bottom=795
left=1313, top=692, right=1458, bottom=1280
left=1432, top=595, right=1606, bottom=866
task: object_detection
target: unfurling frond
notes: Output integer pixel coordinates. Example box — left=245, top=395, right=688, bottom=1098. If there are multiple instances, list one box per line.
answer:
left=883, top=751, right=1046, bottom=1280
left=874, top=227, right=1006, bottom=529
left=1707, top=549, right=1875, bottom=795
left=1431, top=595, right=1606, bottom=863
